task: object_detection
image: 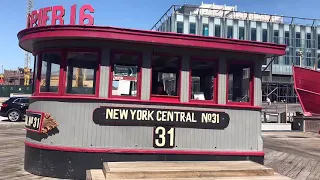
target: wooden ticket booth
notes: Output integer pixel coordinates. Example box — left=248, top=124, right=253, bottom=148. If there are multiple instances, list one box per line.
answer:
left=18, top=4, right=286, bottom=179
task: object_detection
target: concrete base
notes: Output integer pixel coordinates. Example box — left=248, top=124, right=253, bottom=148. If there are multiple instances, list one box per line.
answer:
left=262, top=123, right=292, bottom=131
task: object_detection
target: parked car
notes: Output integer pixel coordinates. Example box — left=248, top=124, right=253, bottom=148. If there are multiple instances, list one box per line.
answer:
left=0, top=97, right=30, bottom=122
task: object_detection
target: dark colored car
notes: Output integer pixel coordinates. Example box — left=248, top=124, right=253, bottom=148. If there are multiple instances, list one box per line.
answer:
left=0, top=97, right=30, bottom=122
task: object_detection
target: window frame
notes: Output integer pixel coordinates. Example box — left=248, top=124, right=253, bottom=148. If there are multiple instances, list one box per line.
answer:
left=273, top=30, right=279, bottom=44
left=239, top=27, right=245, bottom=40
left=31, top=54, right=38, bottom=95
left=177, top=21, right=184, bottom=33
left=227, top=26, right=233, bottom=39
left=262, top=29, right=268, bottom=42
left=189, top=57, right=218, bottom=104
left=202, top=24, right=209, bottom=36
left=296, top=32, right=301, bottom=47
left=189, top=22, right=196, bottom=34
left=215, top=25, right=221, bottom=37
left=35, top=50, right=63, bottom=96
left=226, top=61, right=254, bottom=106
left=251, top=28, right=257, bottom=41
left=306, top=33, right=312, bottom=49
left=108, top=50, right=142, bottom=100
left=63, top=49, right=101, bottom=97
left=284, top=31, right=290, bottom=46
left=34, top=48, right=101, bottom=97
left=317, top=34, right=320, bottom=50
left=150, top=53, right=181, bottom=102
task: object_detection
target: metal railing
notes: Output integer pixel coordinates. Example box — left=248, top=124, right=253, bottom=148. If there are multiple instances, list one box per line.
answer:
left=151, top=5, right=179, bottom=31
left=151, top=4, right=320, bottom=31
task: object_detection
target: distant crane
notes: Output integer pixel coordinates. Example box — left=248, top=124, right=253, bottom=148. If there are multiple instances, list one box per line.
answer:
left=24, top=0, right=34, bottom=86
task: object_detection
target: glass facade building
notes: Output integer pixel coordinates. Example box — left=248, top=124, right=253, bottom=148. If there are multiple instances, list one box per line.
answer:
left=151, top=3, right=320, bottom=103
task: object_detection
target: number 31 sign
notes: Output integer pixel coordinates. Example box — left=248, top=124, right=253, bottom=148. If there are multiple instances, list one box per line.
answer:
left=153, top=126, right=175, bottom=148
left=25, top=111, right=44, bottom=133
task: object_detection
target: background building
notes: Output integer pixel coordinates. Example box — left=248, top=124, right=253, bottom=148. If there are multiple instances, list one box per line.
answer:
left=152, top=2, right=320, bottom=103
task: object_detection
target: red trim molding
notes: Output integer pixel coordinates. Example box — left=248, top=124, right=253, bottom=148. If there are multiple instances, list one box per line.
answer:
left=18, top=25, right=286, bottom=56
left=25, top=141, right=264, bottom=156
left=30, top=95, right=262, bottom=110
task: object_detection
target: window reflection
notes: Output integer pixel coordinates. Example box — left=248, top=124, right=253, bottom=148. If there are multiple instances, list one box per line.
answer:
left=228, top=64, right=251, bottom=103
left=65, top=52, right=99, bottom=95
left=262, top=29, right=268, bottom=42
left=111, top=53, right=139, bottom=97
left=227, top=26, right=233, bottom=39
left=40, top=52, right=61, bottom=93
left=215, top=25, right=221, bottom=37
left=251, top=28, right=256, bottom=41
left=177, top=22, right=183, bottom=33
left=191, top=60, right=215, bottom=101
left=151, top=55, right=179, bottom=96
left=190, top=23, right=196, bottom=34
left=203, top=24, right=209, bottom=36
left=239, top=27, right=245, bottom=40
left=32, top=55, right=38, bottom=94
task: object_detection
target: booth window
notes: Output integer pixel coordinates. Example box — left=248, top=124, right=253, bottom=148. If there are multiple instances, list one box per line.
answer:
left=227, top=63, right=253, bottom=104
left=65, top=52, right=99, bottom=95
left=110, top=52, right=140, bottom=98
left=190, top=59, right=217, bottom=102
left=40, top=52, right=61, bottom=93
left=151, top=55, right=180, bottom=100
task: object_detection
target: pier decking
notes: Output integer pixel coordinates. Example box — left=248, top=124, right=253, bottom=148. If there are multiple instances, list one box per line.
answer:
left=0, top=124, right=319, bottom=180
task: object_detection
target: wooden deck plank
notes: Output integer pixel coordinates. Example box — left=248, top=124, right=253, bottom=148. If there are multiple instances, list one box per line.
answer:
left=106, top=161, right=268, bottom=170
left=286, top=157, right=310, bottom=179
left=86, top=169, right=106, bottom=180
left=264, top=151, right=285, bottom=165
left=275, top=154, right=297, bottom=175
left=263, top=148, right=277, bottom=160
left=306, top=161, right=320, bottom=180
left=266, top=152, right=290, bottom=168
left=263, top=132, right=320, bottom=161
left=0, top=123, right=59, bottom=180
left=103, top=172, right=292, bottom=180
left=104, top=161, right=275, bottom=179
left=268, top=152, right=292, bottom=173
left=294, top=160, right=319, bottom=180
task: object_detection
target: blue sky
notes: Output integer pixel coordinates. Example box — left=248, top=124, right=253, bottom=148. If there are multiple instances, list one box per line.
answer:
left=0, top=0, right=319, bottom=71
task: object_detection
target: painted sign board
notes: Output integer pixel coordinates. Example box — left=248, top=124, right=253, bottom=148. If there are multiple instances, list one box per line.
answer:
left=93, top=106, right=230, bottom=129
left=27, top=4, right=94, bottom=28
left=25, top=110, right=44, bottom=133
left=93, top=106, right=230, bottom=149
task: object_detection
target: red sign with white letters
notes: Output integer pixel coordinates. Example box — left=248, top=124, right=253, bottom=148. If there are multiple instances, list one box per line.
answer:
left=27, top=4, right=94, bottom=28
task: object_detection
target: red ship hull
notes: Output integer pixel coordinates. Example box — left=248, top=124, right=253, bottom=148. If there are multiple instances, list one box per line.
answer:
left=293, top=65, right=320, bottom=116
